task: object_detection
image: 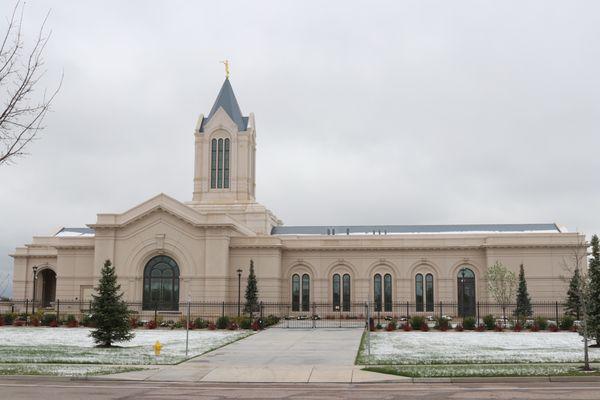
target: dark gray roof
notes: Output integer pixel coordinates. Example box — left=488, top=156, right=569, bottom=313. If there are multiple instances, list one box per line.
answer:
left=271, top=223, right=561, bottom=236
left=200, top=78, right=248, bottom=132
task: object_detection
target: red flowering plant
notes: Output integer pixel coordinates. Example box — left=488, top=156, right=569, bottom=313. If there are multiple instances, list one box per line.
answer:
left=455, top=324, right=464, bottom=332
left=549, top=324, right=559, bottom=332
left=420, top=322, right=429, bottom=332
left=208, top=322, right=217, bottom=330
left=513, top=323, right=522, bottom=332
left=146, top=320, right=157, bottom=329
left=402, top=323, right=412, bottom=331
left=475, top=324, right=486, bottom=332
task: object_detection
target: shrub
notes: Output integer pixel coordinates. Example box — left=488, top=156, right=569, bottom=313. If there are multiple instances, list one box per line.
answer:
left=30, top=316, right=40, bottom=327
left=13, top=319, right=25, bottom=327
left=494, top=324, right=503, bottom=332
left=462, top=316, right=476, bottom=330
left=81, top=313, right=94, bottom=327
left=455, top=324, right=464, bottom=332
left=264, top=315, right=280, bottom=327
left=560, top=315, right=575, bottom=331
left=435, top=317, right=449, bottom=331
left=549, top=324, right=559, bottom=332
left=386, top=320, right=397, bottom=331
left=194, top=318, right=209, bottom=329
left=2, top=313, right=15, bottom=325
left=49, top=319, right=58, bottom=328
left=513, top=322, right=522, bottom=332
left=375, top=323, right=383, bottom=330
left=227, top=322, right=239, bottom=330
left=534, top=316, right=548, bottom=331
left=483, top=314, right=496, bottom=330
left=409, top=316, right=425, bottom=330
left=146, top=320, right=157, bottom=329
left=41, top=313, right=57, bottom=326
left=129, top=317, right=139, bottom=329
left=208, top=322, right=216, bottom=330
left=237, top=316, right=252, bottom=330
left=66, top=314, right=78, bottom=328
left=173, top=321, right=183, bottom=329
left=402, top=323, right=412, bottom=331
left=216, top=316, right=230, bottom=329
left=475, top=324, right=485, bottom=332
left=530, top=324, right=540, bottom=332
left=251, top=320, right=261, bottom=331
left=420, top=322, right=429, bottom=332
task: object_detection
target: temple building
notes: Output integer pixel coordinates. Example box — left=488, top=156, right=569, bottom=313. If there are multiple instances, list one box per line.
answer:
left=10, top=76, right=584, bottom=316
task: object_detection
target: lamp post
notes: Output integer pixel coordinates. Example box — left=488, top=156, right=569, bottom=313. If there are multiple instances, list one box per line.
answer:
left=237, top=268, right=243, bottom=317
left=31, top=266, right=38, bottom=315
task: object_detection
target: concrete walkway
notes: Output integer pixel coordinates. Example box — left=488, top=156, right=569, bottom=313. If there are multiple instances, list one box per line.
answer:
left=106, top=328, right=408, bottom=383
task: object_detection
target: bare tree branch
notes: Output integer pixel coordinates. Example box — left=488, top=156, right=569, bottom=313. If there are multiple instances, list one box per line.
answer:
left=0, top=1, right=61, bottom=166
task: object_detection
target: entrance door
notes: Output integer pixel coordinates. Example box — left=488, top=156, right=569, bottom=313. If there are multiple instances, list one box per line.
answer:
left=457, top=268, right=476, bottom=317
left=40, top=269, right=56, bottom=307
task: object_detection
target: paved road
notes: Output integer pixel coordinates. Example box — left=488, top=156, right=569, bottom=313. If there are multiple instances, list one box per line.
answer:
left=2, top=378, right=600, bottom=399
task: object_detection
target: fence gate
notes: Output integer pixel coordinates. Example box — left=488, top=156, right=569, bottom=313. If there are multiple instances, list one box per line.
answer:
left=263, top=302, right=368, bottom=328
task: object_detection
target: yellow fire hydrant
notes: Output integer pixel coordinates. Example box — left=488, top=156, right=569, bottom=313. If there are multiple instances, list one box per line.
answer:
left=153, top=340, right=162, bottom=356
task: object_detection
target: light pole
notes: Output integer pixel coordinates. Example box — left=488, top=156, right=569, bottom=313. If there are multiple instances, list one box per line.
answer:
left=31, top=266, right=38, bottom=315
left=237, top=268, right=243, bottom=317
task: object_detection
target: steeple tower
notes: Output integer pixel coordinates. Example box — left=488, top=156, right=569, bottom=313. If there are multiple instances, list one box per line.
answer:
left=192, top=78, right=256, bottom=204
left=188, top=76, right=281, bottom=235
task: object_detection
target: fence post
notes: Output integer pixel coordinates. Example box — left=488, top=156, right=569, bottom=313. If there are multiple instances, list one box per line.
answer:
left=366, top=302, right=371, bottom=356
left=555, top=301, right=559, bottom=324
left=406, top=301, right=409, bottom=319
left=440, top=301, right=443, bottom=319
left=154, top=302, right=158, bottom=324
left=260, top=301, right=264, bottom=320
left=25, top=299, right=29, bottom=326
left=312, top=302, right=316, bottom=329
left=476, top=301, right=480, bottom=324
left=221, top=301, right=225, bottom=318
left=287, top=304, right=290, bottom=329
left=56, top=299, right=60, bottom=323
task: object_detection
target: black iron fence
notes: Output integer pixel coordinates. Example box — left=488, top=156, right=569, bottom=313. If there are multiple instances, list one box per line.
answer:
left=0, top=299, right=569, bottom=328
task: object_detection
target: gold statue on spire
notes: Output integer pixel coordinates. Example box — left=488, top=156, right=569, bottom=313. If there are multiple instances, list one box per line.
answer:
left=220, top=60, right=230, bottom=78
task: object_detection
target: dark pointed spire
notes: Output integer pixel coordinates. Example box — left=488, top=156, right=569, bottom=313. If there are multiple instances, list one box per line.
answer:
left=200, top=78, right=248, bottom=132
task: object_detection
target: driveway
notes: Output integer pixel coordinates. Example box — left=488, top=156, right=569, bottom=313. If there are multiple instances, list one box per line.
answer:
left=107, top=328, right=407, bottom=383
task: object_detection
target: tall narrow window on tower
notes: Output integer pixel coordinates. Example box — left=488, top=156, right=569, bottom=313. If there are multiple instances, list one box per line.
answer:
left=210, top=139, right=217, bottom=188
left=210, top=137, right=231, bottom=189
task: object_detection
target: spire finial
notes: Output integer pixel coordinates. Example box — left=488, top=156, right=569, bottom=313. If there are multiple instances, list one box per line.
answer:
left=220, top=60, right=230, bottom=79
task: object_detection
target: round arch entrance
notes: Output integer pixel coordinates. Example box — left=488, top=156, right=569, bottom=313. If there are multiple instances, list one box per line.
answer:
left=457, top=267, right=476, bottom=317
left=142, top=255, right=180, bottom=311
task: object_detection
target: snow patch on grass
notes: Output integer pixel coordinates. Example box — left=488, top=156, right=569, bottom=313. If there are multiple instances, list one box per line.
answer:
left=360, top=331, right=600, bottom=365
left=0, top=327, right=251, bottom=365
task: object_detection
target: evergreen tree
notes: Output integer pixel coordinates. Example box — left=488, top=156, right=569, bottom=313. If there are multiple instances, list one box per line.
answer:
left=587, top=234, right=600, bottom=345
left=515, top=264, right=532, bottom=319
left=565, top=267, right=582, bottom=320
left=90, top=260, right=133, bottom=347
left=244, top=259, right=259, bottom=314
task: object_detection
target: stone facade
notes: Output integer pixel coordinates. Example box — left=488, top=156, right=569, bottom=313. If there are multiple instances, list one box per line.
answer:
left=10, top=78, right=585, bottom=311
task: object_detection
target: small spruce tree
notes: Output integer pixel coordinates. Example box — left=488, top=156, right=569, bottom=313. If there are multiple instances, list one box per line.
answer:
left=565, top=267, right=582, bottom=320
left=244, top=259, right=259, bottom=314
left=587, top=234, right=600, bottom=346
left=90, top=260, right=133, bottom=347
left=515, top=264, right=532, bottom=320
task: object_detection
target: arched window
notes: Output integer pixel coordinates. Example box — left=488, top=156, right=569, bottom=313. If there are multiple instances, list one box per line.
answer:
left=374, top=274, right=382, bottom=312
left=143, top=255, right=180, bottom=311
left=384, top=273, right=392, bottom=312
left=302, top=274, right=310, bottom=312
left=415, top=273, right=424, bottom=312
left=425, top=273, right=434, bottom=312
left=342, top=274, right=351, bottom=312
left=458, top=267, right=476, bottom=317
left=292, top=274, right=300, bottom=311
left=210, top=138, right=230, bottom=189
left=332, top=274, right=341, bottom=311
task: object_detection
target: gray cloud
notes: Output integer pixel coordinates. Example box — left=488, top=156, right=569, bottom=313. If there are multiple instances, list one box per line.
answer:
left=1, top=0, right=599, bottom=297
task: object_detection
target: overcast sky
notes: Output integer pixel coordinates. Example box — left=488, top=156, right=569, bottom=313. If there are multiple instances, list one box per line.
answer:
left=1, top=0, right=599, bottom=297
